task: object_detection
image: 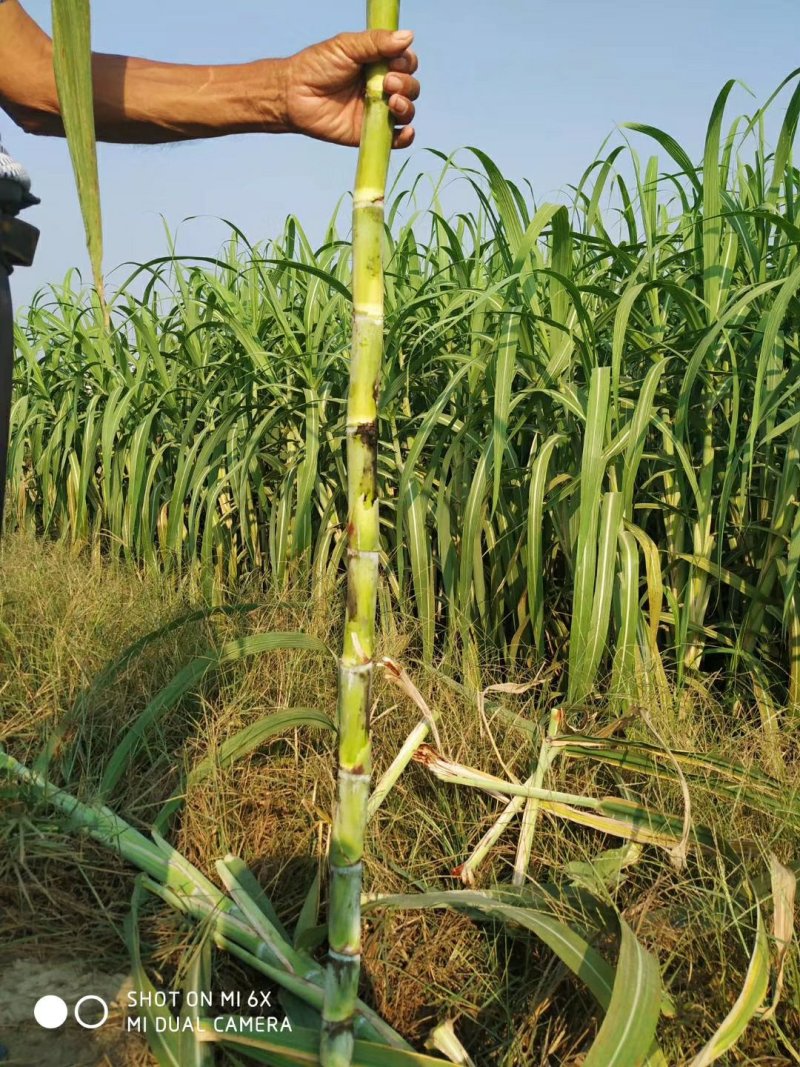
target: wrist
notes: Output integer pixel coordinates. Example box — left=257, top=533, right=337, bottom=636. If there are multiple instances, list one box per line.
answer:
left=252, top=57, right=292, bottom=134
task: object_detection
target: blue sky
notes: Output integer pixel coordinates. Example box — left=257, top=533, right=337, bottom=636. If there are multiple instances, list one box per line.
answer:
left=5, top=0, right=800, bottom=307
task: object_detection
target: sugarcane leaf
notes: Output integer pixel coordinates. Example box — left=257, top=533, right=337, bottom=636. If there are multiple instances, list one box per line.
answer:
left=277, top=989, right=323, bottom=1032
left=580, top=490, right=624, bottom=695
left=583, top=918, right=662, bottom=1067
left=216, top=855, right=292, bottom=945
left=689, top=897, right=770, bottom=1065
left=545, top=206, right=575, bottom=376
left=623, top=123, right=701, bottom=193
left=527, top=433, right=566, bottom=653
left=50, top=0, right=105, bottom=312
left=765, top=72, right=800, bottom=203
left=749, top=264, right=800, bottom=469
left=38, top=602, right=261, bottom=779
left=99, top=632, right=331, bottom=796
left=552, top=735, right=782, bottom=791
left=468, top=147, right=526, bottom=259
left=363, top=889, right=616, bottom=1010
left=760, top=854, right=797, bottom=1021
left=611, top=528, right=639, bottom=708
left=198, top=1020, right=319, bottom=1066
left=393, top=359, right=473, bottom=555
left=564, top=844, right=643, bottom=896
left=675, top=554, right=765, bottom=601
left=542, top=800, right=690, bottom=852
left=125, top=880, right=183, bottom=1067
left=216, top=856, right=296, bottom=971
left=456, top=438, right=491, bottom=642
left=99, top=653, right=214, bottom=797
left=292, top=387, right=320, bottom=562
left=405, top=477, right=435, bottom=663
left=150, top=827, right=222, bottom=901
left=188, top=708, right=334, bottom=786
left=491, top=311, right=520, bottom=513
left=180, top=937, right=215, bottom=1067
left=425, top=1020, right=476, bottom=1066
left=625, top=523, right=664, bottom=649
left=294, top=867, right=322, bottom=950
left=702, top=80, right=737, bottom=322
left=568, top=367, right=611, bottom=703
left=620, top=358, right=668, bottom=519
left=542, top=734, right=800, bottom=825
left=197, top=1021, right=450, bottom=1066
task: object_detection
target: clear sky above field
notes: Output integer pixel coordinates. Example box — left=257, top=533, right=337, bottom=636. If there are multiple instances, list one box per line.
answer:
left=7, top=0, right=800, bottom=307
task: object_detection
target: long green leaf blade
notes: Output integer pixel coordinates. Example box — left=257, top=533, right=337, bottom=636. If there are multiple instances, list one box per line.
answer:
left=584, top=918, right=662, bottom=1067
left=51, top=0, right=106, bottom=311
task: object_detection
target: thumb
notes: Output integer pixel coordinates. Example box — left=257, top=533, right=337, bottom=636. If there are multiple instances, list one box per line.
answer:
left=339, top=29, right=414, bottom=64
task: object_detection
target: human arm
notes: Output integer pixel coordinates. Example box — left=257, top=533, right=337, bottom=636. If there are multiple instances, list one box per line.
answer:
left=0, top=1, right=419, bottom=147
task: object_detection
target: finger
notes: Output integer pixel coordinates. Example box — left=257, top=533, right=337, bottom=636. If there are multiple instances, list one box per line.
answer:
left=384, top=72, right=420, bottom=101
left=388, top=94, right=415, bottom=124
left=338, top=29, right=414, bottom=64
left=392, top=125, right=415, bottom=150
left=387, top=48, right=419, bottom=75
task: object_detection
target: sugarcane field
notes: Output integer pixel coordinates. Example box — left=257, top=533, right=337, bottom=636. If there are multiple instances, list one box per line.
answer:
left=1, top=2, right=799, bottom=1065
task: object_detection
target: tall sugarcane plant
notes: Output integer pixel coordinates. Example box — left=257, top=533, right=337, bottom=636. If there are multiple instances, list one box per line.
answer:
left=320, top=3, right=400, bottom=1064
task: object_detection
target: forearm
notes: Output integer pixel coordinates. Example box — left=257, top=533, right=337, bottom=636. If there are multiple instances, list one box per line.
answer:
left=87, top=54, right=290, bottom=143
left=0, top=0, right=290, bottom=143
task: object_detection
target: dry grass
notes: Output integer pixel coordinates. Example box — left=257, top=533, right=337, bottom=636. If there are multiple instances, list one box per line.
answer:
left=1, top=529, right=799, bottom=1065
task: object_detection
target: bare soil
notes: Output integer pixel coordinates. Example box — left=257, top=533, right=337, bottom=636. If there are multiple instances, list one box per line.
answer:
left=0, top=959, right=146, bottom=1067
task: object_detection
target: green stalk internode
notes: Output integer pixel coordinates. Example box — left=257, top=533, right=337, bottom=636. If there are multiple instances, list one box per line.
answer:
left=320, top=2, right=400, bottom=1064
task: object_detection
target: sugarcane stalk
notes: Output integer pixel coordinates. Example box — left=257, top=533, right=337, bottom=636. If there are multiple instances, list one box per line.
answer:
left=320, top=3, right=399, bottom=1063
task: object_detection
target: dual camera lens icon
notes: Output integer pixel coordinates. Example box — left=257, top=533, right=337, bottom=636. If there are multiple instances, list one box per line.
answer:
left=34, top=994, right=109, bottom=1031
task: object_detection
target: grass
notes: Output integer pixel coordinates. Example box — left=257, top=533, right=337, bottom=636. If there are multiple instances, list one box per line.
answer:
left=1, top=529, right=798, bottom=1065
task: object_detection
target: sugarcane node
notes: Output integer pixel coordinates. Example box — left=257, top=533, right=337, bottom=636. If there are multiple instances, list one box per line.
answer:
left=345, top=547, right=377, bottom=560
left=353, top=420, right=378, bottom=449
left=324, top=1018, right=357, bottom=1040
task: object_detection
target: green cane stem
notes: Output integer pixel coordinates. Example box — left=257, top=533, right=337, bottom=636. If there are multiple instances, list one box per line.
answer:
left=320, top=2, right=400, bottom=1064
